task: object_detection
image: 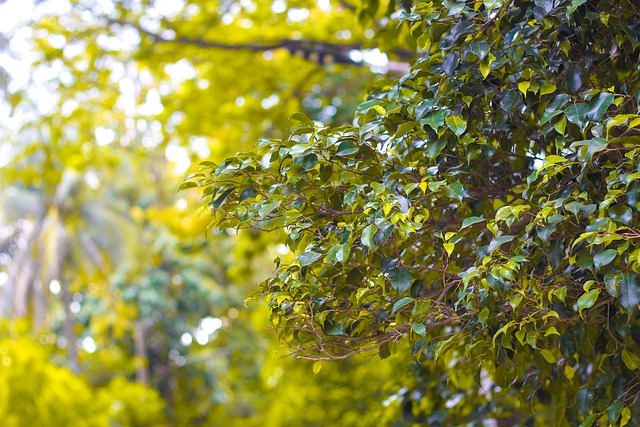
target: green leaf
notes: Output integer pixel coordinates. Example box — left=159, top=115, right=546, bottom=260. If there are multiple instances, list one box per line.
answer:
left=388, top=268, right=412, bottom=294
left=576, top=387, right=594, bottom=417
left=586, top=92, right=614, bottom=121
left=460, top=216, right=485, bottom=230
left=420, top=110, right=446, bottom=132
left=605, top=273, right=640, bottom=317
left=622, top=349, right=640, bottom=370
left=577, top=289, right=600, bottom=317
left=412, top=323, right=427, bottom=336
left=323, top=320, right=344, bottom=336
left=336, top=140, right=359, bottom=156
left=415, top=98, right=438, bottom=120
left=445, top=182, right=466, bottom=201
left=426, top=140, right=447, bottom=159
left=326, top=244, right=350, bottom=264
left=565, top=65, right=583, bottom=93
left=178, top=181, right=198, bottom=190
left=289, top=112, right=315, bottom=127
left=392, top=296, right=414, bottom=312
left=488, top=235, right=514, bottom=254
left=565, top=103, right=589, bottom=129
left=607, top=401, right=624, bottom=423
left=445, top=115, right=467, bottom=136
left=587, top=137, right=608, bottom=158
left=258, top=200, right=280, bottom=218
left=361, top=224, right=377, bottom=249
left=593, top=249, right=617, bottom=270
left=297, top=251, right=322, bottom=266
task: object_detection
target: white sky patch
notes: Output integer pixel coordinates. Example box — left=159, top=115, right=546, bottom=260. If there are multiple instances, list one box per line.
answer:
left=199, top=316, right=223, bottom=334
left=363, top=48, right=389, bottom=67
left=0, top=143, right=12, bottom=168
left=139, top=88, right=164, bottom=115
left=239, top=0, right=256, bottom=13
left=0, top=0, right=33, bottom=33
left=121, top=27, right=142, bottom=48
left=95, top=126, right=116, bottom=145
left=154, top=0, right=184, bottom=18
left=287, top=8, right=309, bottom=22
left=165, top=144, right=190, bottom=174
left=49, top=279, right=61, bottom=295
left=189, top=135, right=210, bottom=158
left=70, top=301, right=81, bottom=314
left=275, top=243, right=289, bottom=255
left=0, top=271, right=7, bottom=287
left=271, top=0, right=286, bottom=13
left=117, top=77, right=136, bottom=115
left=180, top=332, right=193, bottom=346
left=176, top=198, right=188, bottom=210
left=165, top=59, right=197, bottom=85
left=84, top=170, right=100, bottom=189
left=261, top=94, right=279, bottom=109
left=82, top=336, right=96, bottom=353
left=348, top=49, right=363, bottom=63
left=194, top=328, right=209, bottom=345
left=63, top=41, right=85, bottom=59
left=317, top=0, right=332, bottom=12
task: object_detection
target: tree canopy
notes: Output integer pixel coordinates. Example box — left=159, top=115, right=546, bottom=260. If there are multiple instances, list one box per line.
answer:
left=190, top=0, right=640, bottom=424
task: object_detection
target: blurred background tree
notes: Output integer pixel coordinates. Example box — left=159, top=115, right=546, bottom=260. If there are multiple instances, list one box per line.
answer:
left=0, top=0, right=418, bottom=425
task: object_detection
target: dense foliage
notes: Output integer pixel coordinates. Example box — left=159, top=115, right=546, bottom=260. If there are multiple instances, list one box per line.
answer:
left=192, top=0, right=640, bottom=424
left=0, top=0, right=429, bottom=425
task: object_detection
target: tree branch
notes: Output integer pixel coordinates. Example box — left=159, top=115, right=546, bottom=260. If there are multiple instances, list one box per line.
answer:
left=106, top=18, right=414, bottom=68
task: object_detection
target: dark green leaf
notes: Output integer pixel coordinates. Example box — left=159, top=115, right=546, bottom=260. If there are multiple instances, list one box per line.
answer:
left=565, top=103, right=589, bottom=129
left=415, top=98, right=438, bottom=120
left=392, top=296, right=414, bottom=312
left=565, top=66, right=583, bottom=93
left=388, top=268, right=412, bottom=294
left=443, top=52, right=460, bottom=76
left=488, top=235, right=514, bottom=254
left=576, top=387, right=594, bottom=416
left=593, top=249, right=617, bottom=270
left=586, top=92, right=614, bottom=121
left=336, top=140, right=359, bottom=156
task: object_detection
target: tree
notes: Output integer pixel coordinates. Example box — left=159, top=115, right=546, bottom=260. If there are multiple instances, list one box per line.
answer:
left=0, top=165, right=142, bottom=373
left=2, top=1, right=425, bottom=424
left=192, top=0, right=640, bottom=424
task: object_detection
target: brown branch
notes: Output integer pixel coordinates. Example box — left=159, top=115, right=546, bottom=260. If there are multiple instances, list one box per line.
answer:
left=105, top=17, right=415, bottom=66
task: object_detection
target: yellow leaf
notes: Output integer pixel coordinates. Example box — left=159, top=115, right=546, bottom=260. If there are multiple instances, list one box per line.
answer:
left=418, top=182, right=427, bottom=193
left=313, top=361, right=323, bottom=375
left=518, top=81, right=530, bottom=97
left=540, top=349, right=556, bottom=363
left=373, top=105, right=386, bottom=115
left=443, top=242, right=455, bottom=256
left=540, top=82, right=556, bottom=96
left=564, top=364, right=575, bottom=380
left=621, top=407, right=631, bottom=426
